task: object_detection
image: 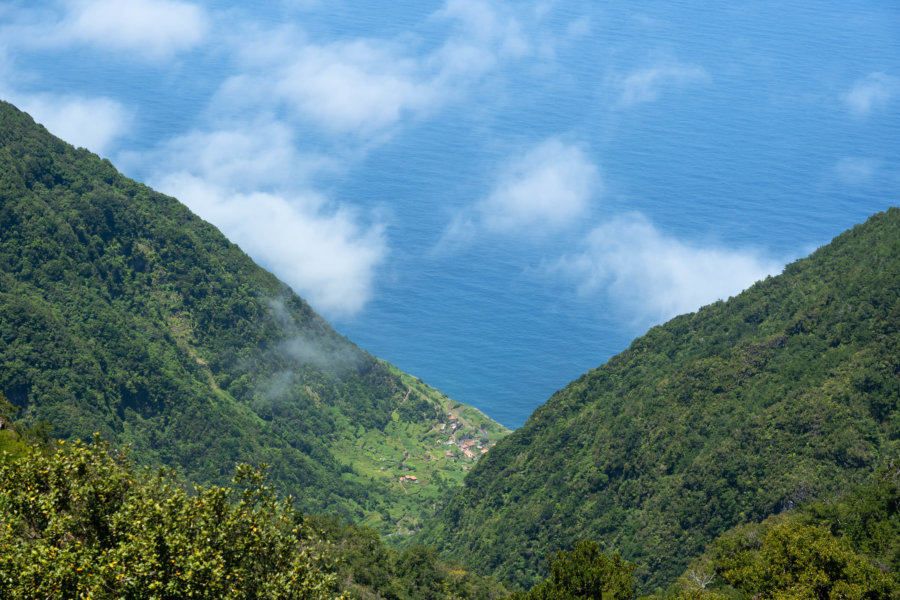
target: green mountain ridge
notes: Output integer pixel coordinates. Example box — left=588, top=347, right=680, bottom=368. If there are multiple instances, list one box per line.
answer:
left=0, top=100, right=507, bottom=536
left=418, top=207, right=899, bottom=592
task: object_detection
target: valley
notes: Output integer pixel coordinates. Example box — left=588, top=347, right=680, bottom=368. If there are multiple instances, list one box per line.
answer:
left=0, top=99, right=897, bottom=599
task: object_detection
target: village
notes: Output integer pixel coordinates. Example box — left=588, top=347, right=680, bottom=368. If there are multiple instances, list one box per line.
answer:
left=393, top=413, right=495, bottom=486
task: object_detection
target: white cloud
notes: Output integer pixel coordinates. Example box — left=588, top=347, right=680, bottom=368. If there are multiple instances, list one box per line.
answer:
left=435, top=138, right=597, bottom=252
left=214, top=0, right=533, bottom=140
left=552, top=214, right=781, bottom=324
left=11, top=93, right=131, bottom=155
left=148, top=126, right=386, bottom=318
left=216, top=34, right=443, bottom=139
left=164, top=176, right=385, bottom=318
left=844, top=72, right=897, bottom=117
left=480, top=138, right=598, bottom=232
left=615, top=61, right=709, bottom=107
left=433, top=0, right=570, bottom=79
left=155, top=123, right=338, bottom=191
left=59, top=0, right=208, bottom=60
left=277, top=41, right=440, bottom=136
left=834, top=157, right=881, bottom=185
left=436, top=0, right=530, bottom=59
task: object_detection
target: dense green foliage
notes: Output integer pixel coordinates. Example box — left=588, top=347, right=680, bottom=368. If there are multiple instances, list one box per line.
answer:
left=0, top=432, right=509, bottom=600
left=661, top=466, right=900, bottom=599
left=795, top=463, right=900, bottom=577
left=0, top=391, right=51, bottom=461
left=500, top=469, right=900, bottom=600
left=710, top=520, right=896, bottom=599
left=309, top=517, right=509, bottom=600
left=0, top=100, right=506, bottom=535
left=507, top=541, right=635, bottom=600
left=0, top=438, right=338, bottom=599
left=418, top=208, right=900, bottom=592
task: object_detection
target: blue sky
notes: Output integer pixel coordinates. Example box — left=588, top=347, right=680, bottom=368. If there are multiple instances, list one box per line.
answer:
left=3, top=1, right=898, bottom=425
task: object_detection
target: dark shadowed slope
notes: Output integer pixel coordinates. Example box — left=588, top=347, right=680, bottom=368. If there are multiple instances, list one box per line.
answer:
left=418, top=208, right=899, bottom=592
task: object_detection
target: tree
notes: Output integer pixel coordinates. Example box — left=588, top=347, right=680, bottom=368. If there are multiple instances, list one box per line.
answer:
left=509, top=541, right=635, bottom=600
left=712, top=520, right=898, bottom=599
left=0, top=437, right=341, bottom=599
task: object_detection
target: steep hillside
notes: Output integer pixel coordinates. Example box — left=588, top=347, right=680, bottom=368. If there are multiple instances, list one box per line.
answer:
left=418, top=209, right=899, bottom=592
left=0, top=100, right=507, bottom=535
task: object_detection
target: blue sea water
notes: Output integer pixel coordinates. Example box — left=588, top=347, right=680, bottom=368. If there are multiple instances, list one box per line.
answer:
left=8, top=1, right=900, bottom=428
left=332, top=1, right=900, bottom=427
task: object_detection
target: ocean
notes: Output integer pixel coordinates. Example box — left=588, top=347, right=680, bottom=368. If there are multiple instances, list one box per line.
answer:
left=8, top=0, right=899, bottom=427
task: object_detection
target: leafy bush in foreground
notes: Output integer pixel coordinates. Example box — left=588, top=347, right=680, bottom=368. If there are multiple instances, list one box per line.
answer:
left=0, top=438, right=339, bottom=600
left=715, top=520, right=896, bottom=599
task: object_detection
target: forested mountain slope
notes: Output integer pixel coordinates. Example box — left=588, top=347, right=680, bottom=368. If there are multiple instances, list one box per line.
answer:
left=0, top=100, right=506, bottom=535
left=418, top=208, right=900, bottom=592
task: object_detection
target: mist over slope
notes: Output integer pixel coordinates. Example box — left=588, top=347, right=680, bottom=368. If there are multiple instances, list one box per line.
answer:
left=418, top=208, right=900, bottom=592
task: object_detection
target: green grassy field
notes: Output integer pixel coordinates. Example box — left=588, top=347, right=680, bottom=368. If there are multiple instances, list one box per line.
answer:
left=330, top=361, right=510, bottom=538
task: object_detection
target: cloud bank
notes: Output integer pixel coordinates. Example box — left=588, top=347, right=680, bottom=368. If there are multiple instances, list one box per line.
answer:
left=437, top=136, right=778, bottom=326
left=834, top=157, right=882, bottom=185
left=615, top=61, right=709, bottom=107
left=135, top=0, right=547, bottom=315
left=59, top=0, right=209, bottom=60
left=150, top=125, right=386, bottom=319
left=551, top=214, right=781, bottom=324
left=213, top=0, right=535, bottom=142
left=10, top=93, right=131, bottom=155
left=844, top=72, right=898, bottom=117
left=219, top=37, right=440, bottom=139
left=439, top=138, right=598, bottom=249
left=436, top=0, right=530, bottom=61
left=481, top=138, right=598, bottom=232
